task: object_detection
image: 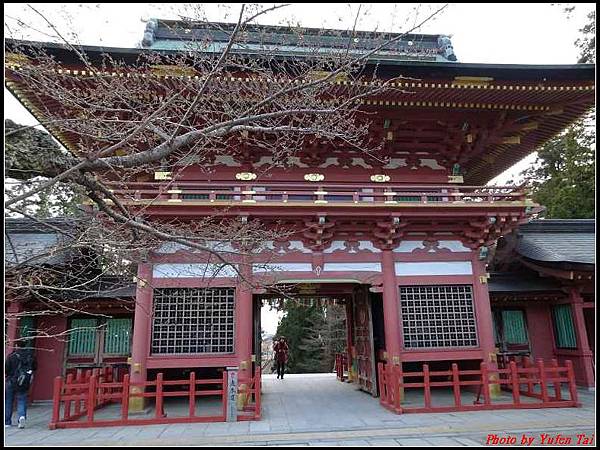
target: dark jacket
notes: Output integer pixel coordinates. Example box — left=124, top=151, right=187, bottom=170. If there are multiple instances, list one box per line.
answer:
left=273, top=341, right=289, bottom=364
left=5, top=349, right=37, bottom=387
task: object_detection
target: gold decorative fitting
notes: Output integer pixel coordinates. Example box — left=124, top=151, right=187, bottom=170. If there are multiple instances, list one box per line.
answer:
left=167, top=199, right=182, bottom=203
left=5, top=53, right=31, bottom=66
left=370, top=174, right=390, bottom=183
left=167, top=189, right=182, bottom=194
left=314, top=200, right=328, bottom=204
left=150, top=64, right=197, bottom=77
left=479, top=275, right=489, bottom=284
left=154, top=171, right=172, bottom=180
left=448, top=175, right=464, bottom=184
left=307, top=70, right=348, bottom=82
left=235, top=172, right=257, bottom=181
left=386, top=131, right=394, bottom=141
left=304, top=173, right=325, bottom=182
left=242, top=199, right=257, bottom=203
left=242, top=190, right=256, bottom=195
left=314, top=191, right=328, bottom=195
left=383, top=191, right=397, bottom=196
left=502, top=136, right=521, bottom=144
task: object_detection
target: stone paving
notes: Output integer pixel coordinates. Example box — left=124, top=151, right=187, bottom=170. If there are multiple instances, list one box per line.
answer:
left=4, top=373, right=595, bottom=446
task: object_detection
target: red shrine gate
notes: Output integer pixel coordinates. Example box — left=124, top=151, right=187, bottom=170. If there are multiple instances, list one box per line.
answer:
left=5, top=19, right=594, bottom=430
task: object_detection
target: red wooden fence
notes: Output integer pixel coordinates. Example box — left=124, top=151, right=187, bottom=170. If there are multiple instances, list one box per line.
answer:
left=335, top=353, right=349, bottom=382
left=378, top=358, right=580, bottom=414
left=49, top=367, right=261, bottom=429
left=238, top=367, right=262, bottom=421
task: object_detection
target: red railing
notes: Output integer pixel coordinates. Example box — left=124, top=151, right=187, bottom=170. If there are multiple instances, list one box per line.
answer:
left=335, top=353, right=349, bottom=381
left=238, top=367, right=262, bottom=420
left=49, top=368, right=261, bottom=429
left=105, top=181, right=527, bottom=206
left=377, top=359, right=580, bottom=414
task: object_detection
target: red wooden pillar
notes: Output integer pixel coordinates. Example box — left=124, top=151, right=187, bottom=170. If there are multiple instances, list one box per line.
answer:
left=381, top=250, right=402, bottom=364
left=129, top=263, right=153, bottom=412
left=236, top=256, right=253, bottom=383
left=5, top=302, right=21, bottom=356
left=472, top=258, right=500, bottom=397
left=569, top=288, right=595, bottom=388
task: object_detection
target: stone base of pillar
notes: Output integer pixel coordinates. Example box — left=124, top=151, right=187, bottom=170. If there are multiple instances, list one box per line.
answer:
left=128, top=386, right=148, bottom=413
left=489, top=372, right=501, bottom=398
left=237, top=384, right=249, bottom=410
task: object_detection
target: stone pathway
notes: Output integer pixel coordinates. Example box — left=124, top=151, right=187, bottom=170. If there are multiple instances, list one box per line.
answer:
left=4, top=373, right=595, bottom=446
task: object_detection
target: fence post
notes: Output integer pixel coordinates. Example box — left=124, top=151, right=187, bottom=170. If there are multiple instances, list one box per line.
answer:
left=221, top=370, right=228, bottom=420
left=480, top=362, right=491, bottom=406
left=189, top=371, right=196, bottom=417
left=64, top=373, right=73, bottom=420
left=87, top=375, right=97, bottom=424
left=451, top=363, right=461, bottom=407
left=393, top=364, right=403, bottom=413
left=551, top=359, right=562, bottom=401
left=537, top=359, right=549, bottom=403
left=255, top=367, right=261, bottom=419
left=74, top=370, right=82, bottom=416
left=423, top=364, right=431, bottom=409
left=509, top=361, right=521, bottom=405
left=565, top=360, right=579, bottom=405
left=377, top=363, right=386, bottom=405
left=121, top=374, right=130, bottom=421
left=155, top=373, right=164, bottom=419
left=49, top=376, right=63, bottom=429
left=523, top=356, right=533, bottom=395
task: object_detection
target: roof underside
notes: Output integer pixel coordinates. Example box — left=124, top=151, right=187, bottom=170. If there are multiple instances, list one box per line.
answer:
left=5, top=40, right=595, bottom=184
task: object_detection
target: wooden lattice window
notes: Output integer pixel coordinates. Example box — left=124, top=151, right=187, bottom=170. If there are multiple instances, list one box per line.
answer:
left=151, top=287, right=235, bottom=355
left=103, top=318, right=132, bottom=355
left=68, top=318, right=98, bottom=355
left=501, top=310, right=528, bottom=344
left=19, top=316, right=36, bottom=340
left=400, top=285, right=478, bottom=349
left=552, top=304, right=577, bottom=349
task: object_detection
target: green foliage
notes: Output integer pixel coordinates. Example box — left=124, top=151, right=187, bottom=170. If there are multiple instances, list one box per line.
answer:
left=521, top=119, right=595, bottom=219
left=275, top=301, right=346, bottom=373
left=576, top=10, right=595, bottom=64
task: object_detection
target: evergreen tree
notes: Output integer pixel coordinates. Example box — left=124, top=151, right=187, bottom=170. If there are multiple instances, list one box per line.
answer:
left=275, top=301, right=324, bottom=373
left=275, top=301, right=347, bottom=373
left=518, top=7, right=595, bottom=219
left=521, top=120, right=594, bottom=219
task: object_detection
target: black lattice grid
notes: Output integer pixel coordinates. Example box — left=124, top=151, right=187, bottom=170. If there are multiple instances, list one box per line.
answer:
left=152, top=287, right=235, bottom=354
left=400, top=285, right=478, bottom=348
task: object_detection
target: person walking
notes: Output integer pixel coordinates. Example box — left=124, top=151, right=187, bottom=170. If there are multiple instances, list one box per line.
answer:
left=273, top=337, right=289, bottom=380
left=5, top=341, right=37, bottom=429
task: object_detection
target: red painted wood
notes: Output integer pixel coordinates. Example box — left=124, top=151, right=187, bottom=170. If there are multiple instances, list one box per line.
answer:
left=87, top=376, right=97, bottom=424
left=155, top=373, right=164, bottom=419
left=382, top=250, right=402, bottom=362
left=423, top=364, right=432, bottom=408
left=566, top=360, right=579, bottom=404
left=452, top=363, right=461, bottom=407
left=509, top=361, right=520, bottom=405
left=537, top=359, right=549, bottom=403
left=189, top=372, right=196, bottom=417
left=480, top=362, right=491, bottom=405
left=131, top=264, right=153, bottom=393
left=121, top=374, right=130, bottom=420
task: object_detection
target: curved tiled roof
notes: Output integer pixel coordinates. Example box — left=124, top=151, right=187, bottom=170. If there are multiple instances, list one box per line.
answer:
left=516, top=219, right=595, bottom=265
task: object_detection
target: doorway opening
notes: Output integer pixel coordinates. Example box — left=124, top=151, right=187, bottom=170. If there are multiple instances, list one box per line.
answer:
left=252, top=282, right=385, bottom=397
